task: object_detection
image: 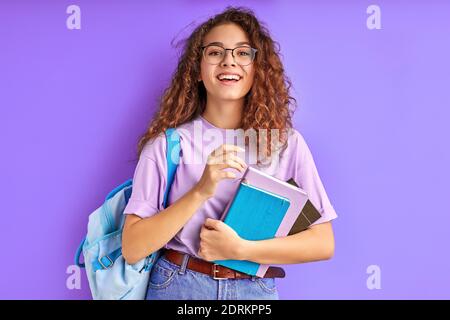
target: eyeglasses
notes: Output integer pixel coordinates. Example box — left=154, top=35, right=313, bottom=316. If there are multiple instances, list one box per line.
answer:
left=201, top=45, right=258, bottom=66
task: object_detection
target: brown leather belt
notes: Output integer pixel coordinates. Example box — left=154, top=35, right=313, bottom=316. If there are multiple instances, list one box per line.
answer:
left=163, top=249, right=285, bottom=280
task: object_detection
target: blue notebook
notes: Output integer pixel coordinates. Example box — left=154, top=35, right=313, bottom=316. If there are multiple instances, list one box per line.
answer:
left=213, top=182, right=291, bottom=276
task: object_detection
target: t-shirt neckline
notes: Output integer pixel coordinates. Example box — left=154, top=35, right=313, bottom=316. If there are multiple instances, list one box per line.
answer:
left=198, top=114, right=231, bottom=132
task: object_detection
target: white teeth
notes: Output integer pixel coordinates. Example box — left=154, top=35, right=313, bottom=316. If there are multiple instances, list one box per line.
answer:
left=217, top=74, right=241, bottom=81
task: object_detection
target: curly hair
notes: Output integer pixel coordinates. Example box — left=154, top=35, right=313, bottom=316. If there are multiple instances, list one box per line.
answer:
left=136, top=6, right=297, bottom=164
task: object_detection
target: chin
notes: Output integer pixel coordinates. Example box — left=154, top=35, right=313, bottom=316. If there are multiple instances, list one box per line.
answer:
left=216, top=92, right=246, bottom=101
left=220, top=96, right=243, bottom=101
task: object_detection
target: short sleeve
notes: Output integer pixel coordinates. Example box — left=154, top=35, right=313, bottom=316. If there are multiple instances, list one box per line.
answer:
left=292, top=130, right=338, bottom=225
left=123, top=135, right=167, bottom=219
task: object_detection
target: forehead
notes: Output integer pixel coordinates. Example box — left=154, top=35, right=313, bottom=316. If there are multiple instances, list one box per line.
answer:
left=203, top=23, right=250, bottom=47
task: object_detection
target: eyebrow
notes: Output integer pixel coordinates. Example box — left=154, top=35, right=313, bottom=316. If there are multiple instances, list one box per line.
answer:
left=204, top=41, right=251, bottom=47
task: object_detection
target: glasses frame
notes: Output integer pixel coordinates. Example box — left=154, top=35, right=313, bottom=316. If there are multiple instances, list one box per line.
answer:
left=200, top=44, right=258, bottom=66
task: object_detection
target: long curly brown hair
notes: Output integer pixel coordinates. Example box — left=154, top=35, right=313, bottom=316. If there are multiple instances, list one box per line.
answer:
left=136, top=6, right=297, bottom=164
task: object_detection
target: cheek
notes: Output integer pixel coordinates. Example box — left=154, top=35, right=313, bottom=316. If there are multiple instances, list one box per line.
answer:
left=244, top=68, right=255, bottom=89
left=200, top=61, right=214, bottom=83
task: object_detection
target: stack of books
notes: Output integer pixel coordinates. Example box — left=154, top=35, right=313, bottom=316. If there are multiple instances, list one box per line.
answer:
left=214, top=166, right=322, bottom=277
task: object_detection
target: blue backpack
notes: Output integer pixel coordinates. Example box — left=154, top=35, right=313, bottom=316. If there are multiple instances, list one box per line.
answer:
left=74, top=128, right=180, bottom=300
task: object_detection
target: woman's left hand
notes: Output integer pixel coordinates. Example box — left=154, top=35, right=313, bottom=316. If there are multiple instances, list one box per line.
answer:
left=198, top=218, right=245, bottom=261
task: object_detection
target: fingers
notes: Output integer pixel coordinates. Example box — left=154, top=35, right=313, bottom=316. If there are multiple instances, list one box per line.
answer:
left=199, top=226, right=206, bottom=239
left=215, top=144, right=245, bottom=154
left=210, top=144, right=245, bottom=159
left=207, top=153, right=243, bottom=167
left=219, top=170, right=238, bottom=180
left=198, top=144, right=247, bottom=197
left=207, top=144, right=247, bottom=171
left=204, top=218, right=219, bottom=229
left=208, top=155, right=246, bottom=173
left=216, top=153, right=247, bottom=169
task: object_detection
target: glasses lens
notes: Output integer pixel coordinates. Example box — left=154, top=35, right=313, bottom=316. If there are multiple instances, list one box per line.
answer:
left=234, top=47, right=253, bottom=66
left=204, top=46, right=225, bottom=64
left=203, top=46, right=255, bottom=65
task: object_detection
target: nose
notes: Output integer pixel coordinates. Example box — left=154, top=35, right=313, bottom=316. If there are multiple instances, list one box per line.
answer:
left=220, top=49, right=236, bottom=67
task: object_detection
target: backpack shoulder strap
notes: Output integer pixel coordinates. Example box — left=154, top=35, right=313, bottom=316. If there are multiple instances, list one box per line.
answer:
left=74, top=130, right=181, bottom=269
left=163, top=128, right=180, bottom=208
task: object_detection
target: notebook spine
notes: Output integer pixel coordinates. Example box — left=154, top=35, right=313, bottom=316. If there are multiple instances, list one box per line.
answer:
left=219, top=180, right=244, bottom=221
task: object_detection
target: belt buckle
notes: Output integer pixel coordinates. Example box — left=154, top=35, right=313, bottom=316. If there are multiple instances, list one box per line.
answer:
left=212, top=263, right=227, bottom=280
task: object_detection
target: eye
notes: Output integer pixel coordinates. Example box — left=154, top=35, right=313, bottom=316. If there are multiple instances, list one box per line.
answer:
left=208, top=50, right=222, bottom=56
left=205, top=46, right=224, bottom=57
left=236, top=49, right=251, bottom=56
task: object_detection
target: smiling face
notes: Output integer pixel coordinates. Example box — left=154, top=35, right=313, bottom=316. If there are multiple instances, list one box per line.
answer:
left=199, top=23, right=256, bottom=103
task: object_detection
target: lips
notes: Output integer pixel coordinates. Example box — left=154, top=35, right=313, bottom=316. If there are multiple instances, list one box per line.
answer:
left=216, top=73, right=242, bottom=85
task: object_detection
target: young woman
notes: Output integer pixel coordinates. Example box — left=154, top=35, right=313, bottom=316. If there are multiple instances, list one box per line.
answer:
left=122, top=7, right=338, bottom=300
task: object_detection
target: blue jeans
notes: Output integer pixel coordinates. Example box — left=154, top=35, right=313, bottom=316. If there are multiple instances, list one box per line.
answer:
left=146, top=253, right=279, bottom=300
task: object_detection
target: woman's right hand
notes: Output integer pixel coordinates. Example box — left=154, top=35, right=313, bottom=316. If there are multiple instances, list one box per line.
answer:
left=194, top=144, right=247, bottom=200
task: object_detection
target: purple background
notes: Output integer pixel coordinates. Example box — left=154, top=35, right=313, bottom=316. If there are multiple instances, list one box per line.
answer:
left=1, top=0, right=449, bottom=299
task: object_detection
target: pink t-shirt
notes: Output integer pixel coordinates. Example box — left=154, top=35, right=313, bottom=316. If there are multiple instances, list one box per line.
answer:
left=123, top=115, right=338, bottom=258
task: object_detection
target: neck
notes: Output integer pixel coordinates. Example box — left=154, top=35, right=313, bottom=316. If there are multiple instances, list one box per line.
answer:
left=202, top=96, right=244, bottom=129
